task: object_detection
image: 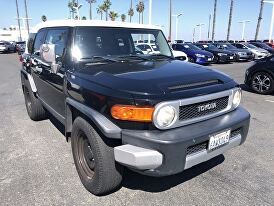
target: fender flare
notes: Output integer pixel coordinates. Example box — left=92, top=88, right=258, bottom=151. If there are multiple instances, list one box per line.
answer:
left=20, top=69, right=37, bottom=93
left=65, top=98, right=121, bottom=139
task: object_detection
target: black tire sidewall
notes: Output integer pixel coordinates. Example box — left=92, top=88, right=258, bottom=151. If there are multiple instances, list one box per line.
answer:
left=71, top=117, right=123, bottom=195
left=251, top=72, right=274, bottom=95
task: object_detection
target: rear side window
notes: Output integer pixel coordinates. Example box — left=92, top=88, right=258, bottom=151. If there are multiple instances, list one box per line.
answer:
left=33, top=29, right=47, bottom=56
left=44, top=28, right=68, bottom=58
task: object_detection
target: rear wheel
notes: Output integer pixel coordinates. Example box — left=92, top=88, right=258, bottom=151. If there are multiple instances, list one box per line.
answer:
left=188, top=57, right=195, bottom=63
left=251, top=72, right=274, bottom=95
left=23, top=78, right=47, bottom=121
left=71, top=117, right=123, bottom=196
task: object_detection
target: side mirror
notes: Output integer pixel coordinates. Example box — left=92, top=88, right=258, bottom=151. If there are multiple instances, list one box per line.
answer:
left=41, top=44, right=56, bottom=64
left=40, top=44, right=59, bottom=73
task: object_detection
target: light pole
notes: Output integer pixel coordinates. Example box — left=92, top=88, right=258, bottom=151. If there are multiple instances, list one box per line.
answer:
left=24, top=0, right=30, bottom=35
left=264, top=1, right=274, bottom=42
left=15, top=0, right=22, bottom=41
left=168, top=0, right=172, bottom=41
left=208, top=14, right=212, bottom=40
left=149, top=0, right=152, bottom=25
left=196, top=23, right=205, bottom=41
left=238, top=20, right=250, bottom=41
left=172, top=13, right=183, bottom=40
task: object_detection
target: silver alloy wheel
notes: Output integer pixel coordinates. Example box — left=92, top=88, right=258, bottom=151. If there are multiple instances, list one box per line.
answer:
left=252, top=74, right=271, bottom=93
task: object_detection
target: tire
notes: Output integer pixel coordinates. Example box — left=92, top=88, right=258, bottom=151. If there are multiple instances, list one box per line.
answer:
left=188, top=57, right=195, bottom=63
left=22, top=78, right=47, bottom=121
left=251, top=71, right=274, bottom=95
left=71, top=117, right=123, bottom=196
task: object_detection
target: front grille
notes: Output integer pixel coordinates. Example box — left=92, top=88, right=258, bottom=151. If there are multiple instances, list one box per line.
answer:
left=179, top=96, right=229, bottom=121
left=186, top=128, right=242, bottom=156
left=230, top=128, right=241, bottom=139
left=186, top=142, right=207, bottom=156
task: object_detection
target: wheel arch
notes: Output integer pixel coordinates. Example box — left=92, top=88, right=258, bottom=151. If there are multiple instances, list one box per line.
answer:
left=65, top=98, right=121, bottom=141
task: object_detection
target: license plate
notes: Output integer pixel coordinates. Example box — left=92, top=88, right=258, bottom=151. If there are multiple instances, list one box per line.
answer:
left=208, top=58, right=212, bottom=61
left=208, top=130, right=230, bottom=151
left=230, top=56, right=233, bottom=59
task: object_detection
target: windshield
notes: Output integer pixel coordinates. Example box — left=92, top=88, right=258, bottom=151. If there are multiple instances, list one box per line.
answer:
left=73, top=27, right=172, bottom=61
left=222, top=44, right=237, bottom=49
left=203, top=44, right=217, bottom=49
left=245, top=44, right=257, bottom=49
left=182, top=44, right=201, bottom=50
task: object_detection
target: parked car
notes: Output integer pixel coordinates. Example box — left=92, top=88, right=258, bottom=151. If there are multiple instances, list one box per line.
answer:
left=172, top=49, right=188, bottom=61
left=16, top=41, right=26, bottom=55
left=172, top=43, right=214, bottom=64
left=0, top=41, right=16, bottom=53
left=195, top=43, right=236, bottom=63
left=263, top=40, right=274, bottom=48
left=213, top=42, right=254, bottom=61
left=232, top=43, right=269, bottom=59
left=135, top=43, right=160, bottom=54
left=249, top=42, right=274, bottom=55
left=21, top=20, right=250, bottom=196
left=245, top=55, right=274, bottom=94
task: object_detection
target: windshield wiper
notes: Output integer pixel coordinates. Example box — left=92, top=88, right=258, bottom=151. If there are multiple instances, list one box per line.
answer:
left=117, top=54, right=149, bottom=61
left=81, top=56, right=118, bottom=63
left=148, top=54, right=175, bottom=60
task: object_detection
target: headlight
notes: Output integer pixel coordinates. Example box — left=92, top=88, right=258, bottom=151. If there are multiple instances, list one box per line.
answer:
left=195, top=54, right=205, bottom=58
left=218, top=53, right=227, bottom=56
left=154, top=105, right=176, bottom=128
left=232, top=89, right=242, bottom=108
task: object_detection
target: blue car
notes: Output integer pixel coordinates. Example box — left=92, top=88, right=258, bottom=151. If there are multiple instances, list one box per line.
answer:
left=172, top=43, right=214, bottom=64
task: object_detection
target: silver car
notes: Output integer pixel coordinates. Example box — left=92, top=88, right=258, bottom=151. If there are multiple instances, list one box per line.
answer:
left=232, top=43, right=270, bottom=59
left=0, top=41, right=16, bottom=53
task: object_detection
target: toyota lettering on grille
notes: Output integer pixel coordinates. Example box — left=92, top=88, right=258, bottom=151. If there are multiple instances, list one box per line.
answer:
left=197, top=102, right=217, bottom=112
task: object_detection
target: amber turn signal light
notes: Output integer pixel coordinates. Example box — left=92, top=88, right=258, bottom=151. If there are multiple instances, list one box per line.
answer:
left=111, top=105, right=154, bottom=122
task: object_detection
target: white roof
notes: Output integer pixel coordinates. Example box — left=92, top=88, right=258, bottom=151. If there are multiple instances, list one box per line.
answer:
left=31, top=19, right=161, bottom=33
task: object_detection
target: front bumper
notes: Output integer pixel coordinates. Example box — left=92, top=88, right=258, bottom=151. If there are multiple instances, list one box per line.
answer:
left=114, top=107, right=250, bottom=176
left=218, top=55, right=235, bottom=62
left=195, top=56, right=214, bottom=64
left=237, top=54, right=254, bottom=61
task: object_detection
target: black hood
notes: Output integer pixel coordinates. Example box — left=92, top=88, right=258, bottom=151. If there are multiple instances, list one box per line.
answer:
left=75, top=60, right=236, bottom=99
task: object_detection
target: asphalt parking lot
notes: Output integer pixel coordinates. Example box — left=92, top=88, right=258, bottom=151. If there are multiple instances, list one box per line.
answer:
left=0, top=53, right=274, bottom=206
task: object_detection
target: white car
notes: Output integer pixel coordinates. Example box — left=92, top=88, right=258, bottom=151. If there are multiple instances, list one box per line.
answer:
left=135, top=43, right=161, bottom=54
left=172, top=50, right=188, bottom=62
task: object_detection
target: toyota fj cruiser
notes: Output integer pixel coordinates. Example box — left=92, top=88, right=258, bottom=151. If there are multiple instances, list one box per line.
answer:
left=20, top=20, right=250, bottom=195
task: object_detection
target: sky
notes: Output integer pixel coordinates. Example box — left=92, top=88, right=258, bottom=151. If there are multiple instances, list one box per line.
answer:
left=0, top=0, right=273, bottom=41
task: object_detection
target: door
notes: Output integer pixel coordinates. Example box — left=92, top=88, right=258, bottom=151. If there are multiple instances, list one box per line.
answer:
left=31, top=28, right=69, bottom=119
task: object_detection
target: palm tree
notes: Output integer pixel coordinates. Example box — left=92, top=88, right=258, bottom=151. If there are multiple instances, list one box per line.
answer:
left=226, top=0, right=234, bottom=41
left=109, top=11, right=119, bottom=21
left=136, top=1, right=145, bottom=24
left=3, top=28, right=7, bottom=30
left=212, top=0, right=218, bottom=41
left=41, top=15, right=47, bottom=22
left=102, top=0, right=112, bottom=21
left=86, top=0, right=96, bottom=20
left=128, top=0, right=134, bottom=23
left=121, top=14, right=126, bottom=22
left=68, top=0, right=77, bottom=19
left=97, top=5, right=104, bottom=20
left=255, top=0, right=264, bottom=40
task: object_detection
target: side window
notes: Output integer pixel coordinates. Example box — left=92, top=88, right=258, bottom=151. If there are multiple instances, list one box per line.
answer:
left=33, top=29, right=46, bottom=56
left=45, top=29, right=68, bottom=58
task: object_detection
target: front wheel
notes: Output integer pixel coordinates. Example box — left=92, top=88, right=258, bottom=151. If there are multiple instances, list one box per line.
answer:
left=71, top=117, right=123, bottom=196
left=251, top=72, right=274, bottom=95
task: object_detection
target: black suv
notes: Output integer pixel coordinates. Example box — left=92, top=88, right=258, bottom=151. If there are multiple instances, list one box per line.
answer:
left=20, top=20, right=250, bottom=195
